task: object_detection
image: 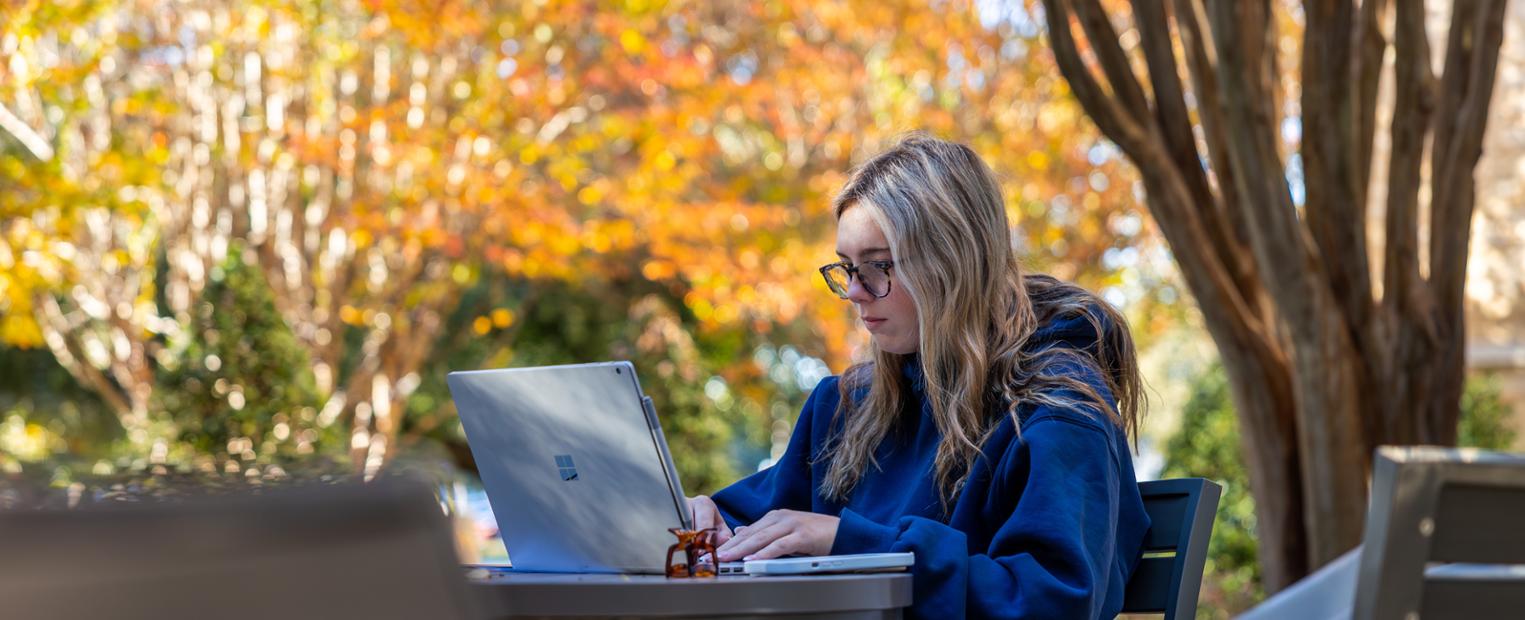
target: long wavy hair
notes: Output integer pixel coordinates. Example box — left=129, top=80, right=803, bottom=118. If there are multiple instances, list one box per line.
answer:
left=818, top=133, right=1144, bottom=507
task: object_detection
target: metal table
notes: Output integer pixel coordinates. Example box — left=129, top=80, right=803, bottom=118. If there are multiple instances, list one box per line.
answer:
left=468, top=570, right=913, bottom=619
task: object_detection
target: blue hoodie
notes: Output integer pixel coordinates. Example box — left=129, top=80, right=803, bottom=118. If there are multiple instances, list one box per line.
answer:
left=712, top=311, right=1150, bottom=619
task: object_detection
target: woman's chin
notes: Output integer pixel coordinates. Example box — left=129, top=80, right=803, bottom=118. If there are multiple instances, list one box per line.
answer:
left=874, top=336, right=918, bottom=356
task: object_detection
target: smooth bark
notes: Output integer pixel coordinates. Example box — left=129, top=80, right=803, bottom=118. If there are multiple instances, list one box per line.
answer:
left=1039, top=0, right=1511, bottom=589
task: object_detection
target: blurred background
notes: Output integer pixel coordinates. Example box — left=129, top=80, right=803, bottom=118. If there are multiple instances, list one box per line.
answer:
left=2, top=1, right=1522, bottom=616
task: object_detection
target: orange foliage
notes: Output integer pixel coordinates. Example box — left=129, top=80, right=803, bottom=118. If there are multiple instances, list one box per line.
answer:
left=2, top=0, right=1148, bottom=461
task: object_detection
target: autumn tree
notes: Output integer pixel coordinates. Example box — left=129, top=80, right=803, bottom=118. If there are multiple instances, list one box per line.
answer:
left=4, top=1, right=1154, bottom=479
left=1039, top=0, right=1509, bottom=589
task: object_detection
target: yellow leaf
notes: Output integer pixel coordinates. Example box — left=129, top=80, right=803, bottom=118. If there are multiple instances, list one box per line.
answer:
left=577, top=185, right=604, bottom=206
left=655, top=151, right=677, bottom=171
left=619, top=29, right=646, bottom=55
left=452, top=263, right=473, bottom=284
left=642, top=259, right=675, bottom=280
left=491, top=308, right=515, bottom=328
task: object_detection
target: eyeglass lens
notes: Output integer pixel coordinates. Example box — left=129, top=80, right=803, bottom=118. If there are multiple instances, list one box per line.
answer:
left=824, top=263, right=889, bottom=298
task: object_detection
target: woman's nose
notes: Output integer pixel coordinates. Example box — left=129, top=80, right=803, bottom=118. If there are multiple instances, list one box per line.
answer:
left=844, top=275, right=875, bottom=303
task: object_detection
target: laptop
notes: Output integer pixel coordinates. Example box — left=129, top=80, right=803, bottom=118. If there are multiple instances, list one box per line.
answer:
left=446, top=361, right=913, bottom=576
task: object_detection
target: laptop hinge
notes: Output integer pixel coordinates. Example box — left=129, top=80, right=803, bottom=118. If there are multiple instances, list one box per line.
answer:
left=642, top=395, right=693, bottom=530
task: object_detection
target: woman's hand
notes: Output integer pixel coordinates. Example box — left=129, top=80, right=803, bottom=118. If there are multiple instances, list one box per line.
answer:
left=685, top=495, right=734, bottom=546
left=715, top=509, right=840, bottom=562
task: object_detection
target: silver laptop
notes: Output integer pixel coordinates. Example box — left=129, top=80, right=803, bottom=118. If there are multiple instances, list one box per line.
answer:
left=447, top=361, right=913, bottom=576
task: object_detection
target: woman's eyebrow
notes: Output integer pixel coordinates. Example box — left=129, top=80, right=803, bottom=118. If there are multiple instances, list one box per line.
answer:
left=836, top=247, right=892, bottom=259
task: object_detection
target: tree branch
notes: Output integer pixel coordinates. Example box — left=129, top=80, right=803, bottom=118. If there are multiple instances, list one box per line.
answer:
left=1206, top=1, right=1319, bottom=332
left=1130, top=0, right=1203, bottom=200
left=0, top=101, right=55, bottom=161
left=1430, top=1, right=1477, bottom=196
left=1352, top=0, right=1391, bottom=204
left=36, top=294, right=135, bottom=419
left=1042, top=1, right=1154, bottom=155
left=1382, top=0, right=1435, bottom=329
left=1430, top=0, right=1508, bottom=320
left=1301, top=0, right=1374, bottom=345
left=1171, top=0, right=1262, bottom=304
left=1208, top=0, right=1368, bottom=566
left=1071, top=0, right=1152, bottom=120
left=1132, top=0, right=1261, bottom=307
left=1044, top=0, right=1282, bottom=357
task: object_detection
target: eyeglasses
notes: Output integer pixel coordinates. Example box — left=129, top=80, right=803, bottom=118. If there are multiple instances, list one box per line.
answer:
left=818, top=260, right=894, bottom=299
left=665, top=527, right=718, bottom=578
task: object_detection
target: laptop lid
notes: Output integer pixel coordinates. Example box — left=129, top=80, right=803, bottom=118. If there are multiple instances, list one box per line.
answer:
left=447, top=361, right=688, bottom=573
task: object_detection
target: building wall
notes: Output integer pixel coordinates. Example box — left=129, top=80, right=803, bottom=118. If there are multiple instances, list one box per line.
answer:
left=1466, top=2, right=1525, bottom=450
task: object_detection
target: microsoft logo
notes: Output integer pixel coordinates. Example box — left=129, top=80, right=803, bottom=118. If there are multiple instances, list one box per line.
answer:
left=554, top=454, right=579, bottom=481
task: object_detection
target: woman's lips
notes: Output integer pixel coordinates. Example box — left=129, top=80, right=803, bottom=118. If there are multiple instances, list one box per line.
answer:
left=863, top=317, right=887, bottom=329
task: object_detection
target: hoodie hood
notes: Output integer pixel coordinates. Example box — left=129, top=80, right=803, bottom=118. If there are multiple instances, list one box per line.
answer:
left=1025, top=305, right=1109, bottom=359
left=898, top=304, right=1113, bottom=388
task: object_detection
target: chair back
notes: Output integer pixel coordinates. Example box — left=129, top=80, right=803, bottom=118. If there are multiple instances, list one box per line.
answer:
left=1354, top=446, right=1525, bottom=619
left=1123, top=477, right=1222, bottom=619
left=0, top=476, right=480, bottom=620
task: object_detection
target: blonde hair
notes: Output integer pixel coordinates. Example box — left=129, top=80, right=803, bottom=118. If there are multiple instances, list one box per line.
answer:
left=818, top=133, right=1143, bottom=507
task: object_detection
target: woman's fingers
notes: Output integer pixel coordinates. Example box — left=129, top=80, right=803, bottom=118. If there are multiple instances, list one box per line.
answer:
left=688, top=496, right=717, bottom=527
left=715, top=509, right=842, bottom=561
left=716, top=511, right=790, bottom=561
left=715, top=511, right=776, bottom=557
left=745, top=534, right=802, bottom=561
left=686, top=495, right=735, bottom=544
left=716, top=523, right=788, bottom=561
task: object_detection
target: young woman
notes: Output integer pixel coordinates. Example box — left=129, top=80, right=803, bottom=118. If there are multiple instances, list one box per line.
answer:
left=687, top=134, right=1149, bottom=619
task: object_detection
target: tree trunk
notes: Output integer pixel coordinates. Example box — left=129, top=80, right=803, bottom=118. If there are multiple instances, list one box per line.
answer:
left=1211, top=318, right=1307, bottom=591
left=1040, top=0, right=1511, bottom=588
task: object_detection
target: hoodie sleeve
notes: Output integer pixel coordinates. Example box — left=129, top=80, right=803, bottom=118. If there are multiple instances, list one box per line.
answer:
left=709, top=376, right=838, bottom=528
left=829, top=411, right=1132, bottom=619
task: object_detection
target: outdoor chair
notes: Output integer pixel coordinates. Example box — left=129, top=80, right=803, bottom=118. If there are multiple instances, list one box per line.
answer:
left=1353, top=446, right=1525, bottom=619
left=1242, top=446, right=1525, bottom=620
left=0, top=476, right=481, bottom=620
left=1121, top=477, right=1223, bottom=619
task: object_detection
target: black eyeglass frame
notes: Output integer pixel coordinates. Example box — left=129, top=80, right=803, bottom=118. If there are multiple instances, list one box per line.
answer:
left=818, top=260, right=894, bottom=299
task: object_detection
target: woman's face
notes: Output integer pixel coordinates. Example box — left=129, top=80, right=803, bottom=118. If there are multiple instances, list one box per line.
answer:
left=836, top=204, right=920, bottom=355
